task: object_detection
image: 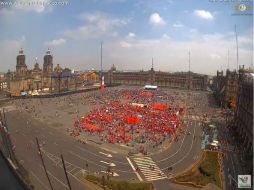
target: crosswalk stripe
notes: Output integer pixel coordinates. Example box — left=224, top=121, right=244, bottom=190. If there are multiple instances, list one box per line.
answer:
left=134, top=157, right=153, bottom=161
left=69, top=167, right=78, bottom=173
left=147, top=176, right=167, bottom=181
left=140, top=171, right=163, bottom=177
left=134, top=158, right=156, bottom=164
left=134, top=162, right=159, bottom=168
left=132, top=156, right=166, bottom=182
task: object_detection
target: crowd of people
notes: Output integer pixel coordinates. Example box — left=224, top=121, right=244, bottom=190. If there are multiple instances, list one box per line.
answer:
left=72, top=89, right=186, bottom=146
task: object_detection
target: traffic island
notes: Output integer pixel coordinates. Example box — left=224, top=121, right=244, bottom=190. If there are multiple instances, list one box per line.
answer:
left=85, top=175, right=154, bottom=190
left=172, top=151, right=222, bottom=189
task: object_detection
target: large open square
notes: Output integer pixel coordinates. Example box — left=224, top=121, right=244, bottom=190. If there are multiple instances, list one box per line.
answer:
left=0, top=86, right=223, bottom=190
left=0, top=1, right=252, bottom=189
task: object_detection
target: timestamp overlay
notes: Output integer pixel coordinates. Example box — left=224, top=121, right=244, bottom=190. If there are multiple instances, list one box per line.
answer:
left=209, top=0, right=253, bottom=16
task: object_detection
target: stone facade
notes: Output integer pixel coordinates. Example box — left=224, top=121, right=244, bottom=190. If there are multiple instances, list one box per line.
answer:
left=224, top=70, right=238, bottom=108
left=8, top=49, right=82, bottom=95
left=214, top=70, right=239, bottom=108
left=105, top=66, right=208, bottom=90
left=235, top=68, right=253, bottom=166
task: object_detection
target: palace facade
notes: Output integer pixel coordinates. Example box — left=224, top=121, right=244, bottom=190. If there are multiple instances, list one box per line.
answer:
left=105, top=65, right=208, bottom=90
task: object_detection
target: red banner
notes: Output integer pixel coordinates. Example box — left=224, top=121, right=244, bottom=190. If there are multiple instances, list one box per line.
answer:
left=125, top=116, right=141, bottom=124
left=151, top=104, right=167, bottom=110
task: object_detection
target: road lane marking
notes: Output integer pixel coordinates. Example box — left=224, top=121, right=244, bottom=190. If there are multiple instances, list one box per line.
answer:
left=100, top=161, right=116, bottom=167
left=99, top=151, right=112, bottom=158
left=162, top=123, right=197, bottom=170
left=70, top=151, right=133, bottom=173
left=75, top=146, right=128, bottom=165
left=69, top=151, right=107, bottom=169
left=101, top=171, right=119, bottom=177
left=126, top=157, right=143, bottom=181
left=39, top=166, right=69, bottom=189
left=156, top=123, right=192, bottom=163
left=30, top=171, right=50, bottom=190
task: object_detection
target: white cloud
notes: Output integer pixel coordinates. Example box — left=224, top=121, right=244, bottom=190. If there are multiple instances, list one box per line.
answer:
left=120, top=41, right=132, bottom=48
left=128, top=32, right=136, bottom=38
left=44, top=38, right=66, bottom=46
left=149, top=13, right=166, bottom=26
left=173, top=22, right=184, bottom=28
left=194, top=10, right=214, bottom=20
left=209, top=53, right=221, bottom=59
left=0, top=36, right=26, bottom=71
left=65, top=11, right=130, bottom=40
left=105, top=31, right=252, bottom=75
left=14, top=0, right=51, bottom=13
left=238, top=36, right=253, bottom=45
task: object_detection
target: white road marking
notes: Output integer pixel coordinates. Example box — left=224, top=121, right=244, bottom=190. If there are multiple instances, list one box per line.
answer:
left=30, top=171, right=50, bottom=190
left=39, top=166, right=69, bottom=189
left=100, top=161, right=116, bottom=167
left=99, top=152, right=112, bottom=158
left=101, top=171, right=119, bottom=177
left=126, top=157, right=143, bottom=181
left=133, top=156, right=166, bottom=181
left=75, top=146, right=128, bottom=165
left=162, top=123, right=197, bottom=170
left=156, top=124, right=191, bottom=163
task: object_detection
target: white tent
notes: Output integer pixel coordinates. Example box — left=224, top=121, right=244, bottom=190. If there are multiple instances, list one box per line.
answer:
left=144, top=85, right=157, bottom=90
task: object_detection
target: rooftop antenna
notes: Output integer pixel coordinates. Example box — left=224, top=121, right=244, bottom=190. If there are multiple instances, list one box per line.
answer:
left=235, top=25, right=239, bottom=72
left=227, top=49, right=229, bottom=70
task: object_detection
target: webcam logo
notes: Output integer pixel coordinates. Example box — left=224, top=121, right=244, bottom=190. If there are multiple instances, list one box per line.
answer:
left=236, top=4, right=251, bottom=12
left=238, top=175, right=251, bottom=188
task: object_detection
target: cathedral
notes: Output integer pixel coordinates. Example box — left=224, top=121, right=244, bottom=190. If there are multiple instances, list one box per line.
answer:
left=7, top=48, right=81, bottom=96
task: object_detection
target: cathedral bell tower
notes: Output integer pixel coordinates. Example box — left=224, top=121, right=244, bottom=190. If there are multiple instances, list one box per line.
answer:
left=16, top=48, right=27, bottom=77
left=43, top=48, right=53, bottom=75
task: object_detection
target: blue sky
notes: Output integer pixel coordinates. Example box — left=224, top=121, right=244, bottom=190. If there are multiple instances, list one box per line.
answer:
left=0, top=0, right=253, bottom=75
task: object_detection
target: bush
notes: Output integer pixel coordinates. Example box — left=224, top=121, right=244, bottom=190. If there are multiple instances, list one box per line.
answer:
left=85, top=175, right=153, bottom=190
left=174, top=151, right=221, bottom=188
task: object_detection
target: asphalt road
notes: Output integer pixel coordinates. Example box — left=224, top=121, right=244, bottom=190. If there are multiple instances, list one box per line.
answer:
left=0, top=152, right=27, bottom=190
left=3, top=88, right=218, bottom=190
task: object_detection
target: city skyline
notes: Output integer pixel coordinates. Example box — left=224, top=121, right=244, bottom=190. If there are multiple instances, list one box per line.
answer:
left=0, top=0, right=253, bottom=75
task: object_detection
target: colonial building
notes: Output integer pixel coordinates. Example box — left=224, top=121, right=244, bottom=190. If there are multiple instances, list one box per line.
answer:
left=213, top=69, right=238, bottom=108
left=224, top=70, right=238, bottom=108
left=234, top=67, right=253, bottom=174
left=8, top=48, right=82, bottom=96
left=105, top=65, right=208, bottom=90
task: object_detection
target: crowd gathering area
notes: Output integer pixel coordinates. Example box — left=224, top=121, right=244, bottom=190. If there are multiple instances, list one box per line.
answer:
left=71, top=88, right=187, bottom=151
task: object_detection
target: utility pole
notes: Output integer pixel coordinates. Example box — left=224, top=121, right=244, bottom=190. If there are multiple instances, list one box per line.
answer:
left=61, top=154, right=72, bottom=190
left=235, top=25, right=239, bottom=72
left=35, top=137, right=54, bottom=190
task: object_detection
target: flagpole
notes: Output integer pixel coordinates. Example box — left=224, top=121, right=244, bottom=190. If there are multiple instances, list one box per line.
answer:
left=101, top=41, right=103, bottom=86
left=100, top=41, right=105, bottom=91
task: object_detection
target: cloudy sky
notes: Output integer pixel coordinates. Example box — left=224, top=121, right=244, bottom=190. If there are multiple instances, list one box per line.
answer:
left=0, top=0, right=253, bottom=75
